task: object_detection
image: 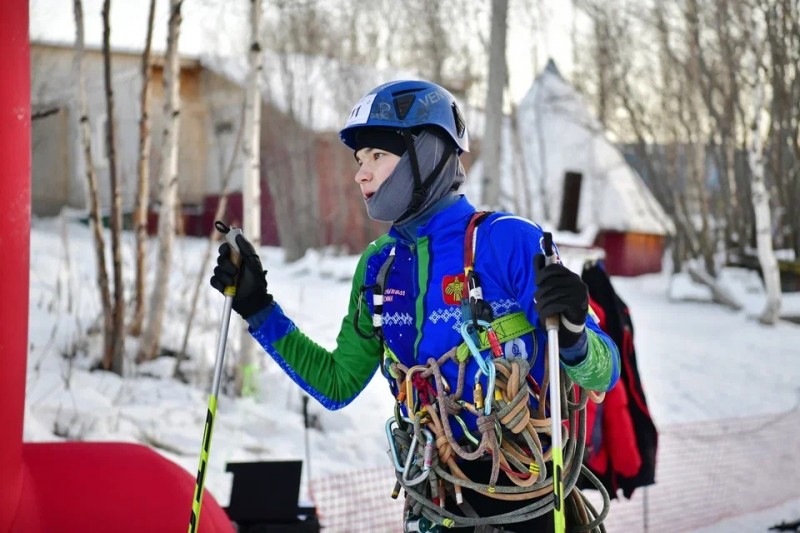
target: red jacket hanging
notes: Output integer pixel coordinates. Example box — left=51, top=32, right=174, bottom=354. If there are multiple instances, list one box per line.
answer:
left=579, top=263, right=658, bottom=499
left=583, top=299, right=642, bottom=479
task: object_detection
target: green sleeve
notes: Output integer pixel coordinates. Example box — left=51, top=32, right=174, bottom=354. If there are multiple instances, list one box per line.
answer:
left=249, top=241, right=389, bottom=410
left=561, top=328, right=620, bottom=392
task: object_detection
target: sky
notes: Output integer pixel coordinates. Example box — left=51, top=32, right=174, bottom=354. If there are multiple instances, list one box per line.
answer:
left=507, top=0, right=578, bottom=102
left=20, top=216, right=800, bottom=532
left=29, top=0, right=249, bottom=58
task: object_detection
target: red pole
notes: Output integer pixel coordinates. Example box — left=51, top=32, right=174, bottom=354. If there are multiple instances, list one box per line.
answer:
left=0, top=0, right=30, bottom=530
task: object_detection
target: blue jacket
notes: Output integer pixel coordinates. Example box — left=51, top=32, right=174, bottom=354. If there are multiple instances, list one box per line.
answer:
left=249, top=196, right=620, bottom=434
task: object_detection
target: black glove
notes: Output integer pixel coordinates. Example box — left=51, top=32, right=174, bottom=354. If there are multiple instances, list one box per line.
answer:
left=534, top=254, right=589, bottom=348
left=210, top=234, right=273, bottom=319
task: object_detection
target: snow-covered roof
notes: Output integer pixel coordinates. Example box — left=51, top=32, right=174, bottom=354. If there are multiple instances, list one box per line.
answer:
left=467, top=60, right=674, bottom=236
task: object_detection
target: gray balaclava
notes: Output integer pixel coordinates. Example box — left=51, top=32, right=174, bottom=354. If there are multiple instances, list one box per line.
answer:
left=365, top=130, right=466, bottom=224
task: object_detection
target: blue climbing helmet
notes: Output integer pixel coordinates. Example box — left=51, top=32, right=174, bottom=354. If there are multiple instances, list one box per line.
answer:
left=339, top=80, right=469, bottom=154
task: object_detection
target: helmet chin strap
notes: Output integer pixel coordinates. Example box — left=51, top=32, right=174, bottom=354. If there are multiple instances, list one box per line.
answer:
left=398, top=129, right=454, bottom=221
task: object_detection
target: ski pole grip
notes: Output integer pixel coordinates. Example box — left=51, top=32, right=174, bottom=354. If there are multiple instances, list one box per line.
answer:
left=543, top=232, right=556, bottom=265
left=542, top=232, right=560, bottom=332
left=215, top=221, right=243, bottom=295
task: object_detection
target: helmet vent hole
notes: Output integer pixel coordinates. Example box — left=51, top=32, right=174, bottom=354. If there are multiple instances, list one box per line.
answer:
left=394, top=94, right=416, bottom=120
left=452, top=103, right=466, bottom=139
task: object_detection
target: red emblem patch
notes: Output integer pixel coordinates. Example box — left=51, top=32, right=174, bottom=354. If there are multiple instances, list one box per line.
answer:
left=442, top=274, right=465, bottom=306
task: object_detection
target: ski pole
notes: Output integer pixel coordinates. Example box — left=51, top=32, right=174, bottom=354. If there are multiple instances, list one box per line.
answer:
left=188, top=221, right=243, bottom=533
left=543, top=232, right=566, bottom=533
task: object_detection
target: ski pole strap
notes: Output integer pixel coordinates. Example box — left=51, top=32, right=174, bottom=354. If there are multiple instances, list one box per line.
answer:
left=214, top=220, right=242, bottom=297
left=456, top=312, right=535, bottom=363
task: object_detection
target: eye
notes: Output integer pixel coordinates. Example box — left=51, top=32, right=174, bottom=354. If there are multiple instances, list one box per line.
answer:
left=373, top=151, right=385, bottom=161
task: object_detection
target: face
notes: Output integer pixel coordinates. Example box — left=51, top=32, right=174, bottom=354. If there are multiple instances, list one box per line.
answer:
left=354, top=147, right=401, bottom=200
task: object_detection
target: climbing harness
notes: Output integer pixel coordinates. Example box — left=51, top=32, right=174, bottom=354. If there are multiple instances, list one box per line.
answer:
left=379, top=213, right=611, bottom=531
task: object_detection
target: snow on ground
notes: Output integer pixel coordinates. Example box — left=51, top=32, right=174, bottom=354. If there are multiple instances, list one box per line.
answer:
left=693, top=499, right=800, bottom=533
left=22, top=215, right=800, bottom=531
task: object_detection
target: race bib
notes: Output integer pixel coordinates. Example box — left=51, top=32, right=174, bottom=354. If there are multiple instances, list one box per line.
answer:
left=344, top=94, right=376, bottom=127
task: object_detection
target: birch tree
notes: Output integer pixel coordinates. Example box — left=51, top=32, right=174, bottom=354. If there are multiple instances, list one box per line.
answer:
left=746, top=2, right=781, bottom=324
left=73, top=0, right=114, bottom=370
left=238, top=0, right=264, bottom=396
left=101, top=0, right=125, bottom=374
left=138, top=0, right=183, bottom=362
left=130, top=0, right=158, bottom=337
left=242, top=0, right=263, bottom=253
left=481, top=0, right=509, bottom=209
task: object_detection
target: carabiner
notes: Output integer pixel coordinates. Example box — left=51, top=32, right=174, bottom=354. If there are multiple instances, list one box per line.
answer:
left=474, top=361, right=497, bottom=415
left=404, top=365, right=429, bottom=414
left=385, top=418, right=405, bottom=472
left=460, top=320, right=491, bottom=375
left=402, top=428, right=434, bottom=487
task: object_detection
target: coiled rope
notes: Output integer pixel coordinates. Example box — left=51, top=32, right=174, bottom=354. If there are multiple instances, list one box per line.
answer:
left=386, top=348, right=611, bottom=531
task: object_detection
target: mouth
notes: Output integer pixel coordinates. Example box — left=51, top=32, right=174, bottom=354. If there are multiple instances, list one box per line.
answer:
left=363, top=192, right=375, bottom=200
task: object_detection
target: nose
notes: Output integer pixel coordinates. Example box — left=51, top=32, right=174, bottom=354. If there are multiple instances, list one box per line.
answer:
left=354, top=165, right=371, bottom=184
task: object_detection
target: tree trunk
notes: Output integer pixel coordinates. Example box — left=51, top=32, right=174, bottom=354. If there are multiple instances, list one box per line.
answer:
left=685, top=0, right=717, bottom=277
left=73, top=0, right=114, bottom=369
left=101, top=0, right=125, bottom=374
left=481, top=0, right=508, bottom=209
left=686, top=261, right=742, bottom=310
left=138, top=0, right=183, bottom=362
left=129, top=0, right=157, bottom=337
left=242, top=0, right=263, bottom=250
left=238, top=0, right=264, bottom=397
left=748, top=19, right=781, bottom=325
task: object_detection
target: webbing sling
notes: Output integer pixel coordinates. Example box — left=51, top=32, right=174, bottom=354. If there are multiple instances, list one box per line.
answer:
left=455, top=312, right=535, bottom=363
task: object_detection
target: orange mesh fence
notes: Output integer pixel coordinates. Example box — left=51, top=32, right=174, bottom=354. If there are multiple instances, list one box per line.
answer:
left=311, top=467, right=404, bottom=532
left=311, top=409, right=800, bottom=533
left=591, top=408, right=800, bottom=532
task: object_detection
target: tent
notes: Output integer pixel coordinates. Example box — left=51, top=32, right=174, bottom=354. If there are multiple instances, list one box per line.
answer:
left=468, top=60, right=674, bottom=276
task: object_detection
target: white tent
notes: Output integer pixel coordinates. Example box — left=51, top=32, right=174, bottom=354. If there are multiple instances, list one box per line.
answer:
left=467, top=60, right=673, bottom=240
